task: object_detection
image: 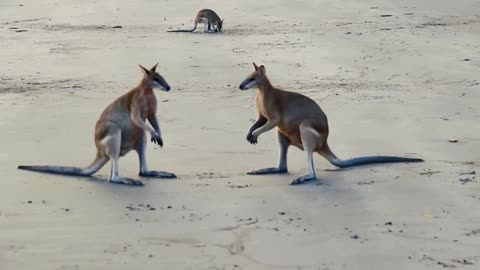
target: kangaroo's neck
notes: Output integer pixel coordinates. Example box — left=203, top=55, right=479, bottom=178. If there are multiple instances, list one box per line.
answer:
left=135, top=79, right=154, bottom=95
left=257, top=76, right=274, bottom=93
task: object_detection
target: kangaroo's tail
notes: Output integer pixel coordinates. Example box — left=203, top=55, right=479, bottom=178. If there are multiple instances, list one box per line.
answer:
left=18, top=155, right=108, bottom=177
left=320, top=143, right=423, bottom=168
left=167, top=23, right=197, bottom=32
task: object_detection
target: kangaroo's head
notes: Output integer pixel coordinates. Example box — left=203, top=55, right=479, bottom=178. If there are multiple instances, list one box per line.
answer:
left=216, top=19, right=224, bottom=32
left=139, top=63, right=171, bottom=91
left=239, top=62, right=267, bottom=90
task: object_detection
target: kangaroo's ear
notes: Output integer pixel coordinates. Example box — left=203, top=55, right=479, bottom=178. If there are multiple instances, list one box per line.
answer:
left=253, top=62, right=259, bottom=71
left=150, top=63, right=159, bottom=72
left=139, top=65, right=150, bottom=78
left=258, top=65, right=266, bottom=75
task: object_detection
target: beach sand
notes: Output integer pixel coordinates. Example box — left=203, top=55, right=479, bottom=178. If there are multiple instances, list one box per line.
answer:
left=1, top=0, right=479, bottom=269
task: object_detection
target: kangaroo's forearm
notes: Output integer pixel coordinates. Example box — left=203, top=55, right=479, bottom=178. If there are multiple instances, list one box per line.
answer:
left=131, top=114, right=155, bottom=134
left=249, top=116, right=268, bottom=134
left=148, top=114, right=161, bottom=134
left=252, top=120, right=278, bottom=137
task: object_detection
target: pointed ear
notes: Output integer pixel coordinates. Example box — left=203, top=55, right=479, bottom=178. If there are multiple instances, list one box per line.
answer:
left=258, top=65, right=266, bottom=75
left=150, top=63, right=159, bottom=72
left=139, top=65, right=149, bottom=78
left=253, top=62, right=259, bottom=71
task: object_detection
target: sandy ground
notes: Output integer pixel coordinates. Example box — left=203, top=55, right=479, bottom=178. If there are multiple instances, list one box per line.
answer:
left=1, top=0, right=480, bottom=269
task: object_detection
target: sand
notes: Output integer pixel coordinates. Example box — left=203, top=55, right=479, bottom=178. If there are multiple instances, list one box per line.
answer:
left=1, top=0, right=479, bottom=269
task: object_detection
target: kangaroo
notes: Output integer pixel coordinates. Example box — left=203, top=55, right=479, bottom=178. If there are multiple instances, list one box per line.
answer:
left=239, top=63, right=423, bottom=185
left=18, top=64, right=176, bottom=186
left=167, top=9, right=223, bottom=33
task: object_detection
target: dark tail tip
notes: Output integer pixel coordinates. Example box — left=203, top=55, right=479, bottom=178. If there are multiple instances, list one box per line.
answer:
left=393, top=157, right=424, bottom=163
left=18, top=165, right=29, bottom=170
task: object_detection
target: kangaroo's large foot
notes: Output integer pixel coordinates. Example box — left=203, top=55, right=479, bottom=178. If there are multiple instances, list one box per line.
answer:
left=110, top=177, right=144, bottom=186
left=139, top=170, right=177, bottom=179
left=290, top=174, right=316, bottom=185
left=247, top=167, right=288, bottom=175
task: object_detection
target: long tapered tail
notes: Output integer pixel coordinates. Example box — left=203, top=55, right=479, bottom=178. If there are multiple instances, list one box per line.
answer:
left=167, top=23, right=197, bottom=32
left=18, top=156, right=108, bottom=177
left=320, top=143, right=423, bottom=168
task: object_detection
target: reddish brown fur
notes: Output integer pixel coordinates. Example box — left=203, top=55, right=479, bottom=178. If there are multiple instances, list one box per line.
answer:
left=94, top=74, right=159, bottom=157
left=240, top=63, right=422, bottom=184
left=17, top=64, right=174, bottom=185
left=244, top=64, right=331, bottom=153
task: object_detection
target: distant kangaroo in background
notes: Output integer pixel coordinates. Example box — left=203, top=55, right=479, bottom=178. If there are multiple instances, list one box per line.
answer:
left=18, top=64, right=176, bottom=186
left=239, top=63, right=423, bottom=185
left=167, top=9, right=223, bottom=33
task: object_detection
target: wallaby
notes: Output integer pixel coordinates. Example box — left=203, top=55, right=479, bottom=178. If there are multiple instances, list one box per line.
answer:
left=239, top=63, right=423, bottom=185
left=18, top=64, right=176, bottom=186
left=167, top=9, right=223, bottom=33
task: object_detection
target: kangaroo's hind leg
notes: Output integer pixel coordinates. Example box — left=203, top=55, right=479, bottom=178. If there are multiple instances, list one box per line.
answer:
left=203, top=19, right=215, bottom=33
left=137, top=132, right=176, bottom=179
left=102, top=127, right=143, bottom=186
left=247, top=130, right=289, bottom=175
left=290, top=122, right=323, bottom=185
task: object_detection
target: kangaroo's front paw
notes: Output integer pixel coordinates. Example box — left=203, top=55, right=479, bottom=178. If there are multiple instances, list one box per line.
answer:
left=151, top=132, right=163, bottom=147
left=246, top=133, right=258, bottom=145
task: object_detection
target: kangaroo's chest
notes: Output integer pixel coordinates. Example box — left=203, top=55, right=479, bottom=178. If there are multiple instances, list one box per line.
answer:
left=256, top=94, right=272, bottom=118
left=257, top=93, right=284, bottom=122
left=139, top=90, right=157, bottom=118
left=256, top=92, right=303, bottom=146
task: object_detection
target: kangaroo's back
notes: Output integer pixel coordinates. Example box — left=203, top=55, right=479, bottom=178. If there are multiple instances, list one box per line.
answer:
left=276, top=88, right=328, bottom=129
left=198, top=9, right=221, bottom=20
